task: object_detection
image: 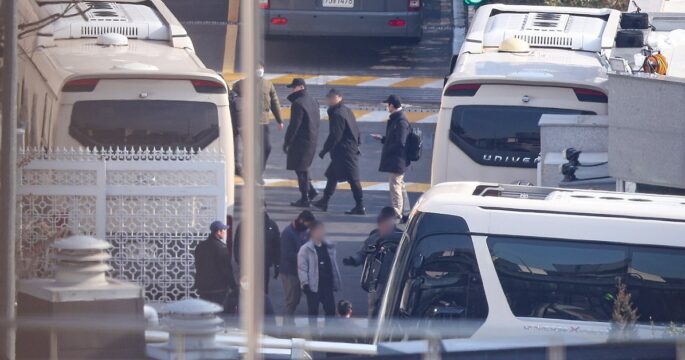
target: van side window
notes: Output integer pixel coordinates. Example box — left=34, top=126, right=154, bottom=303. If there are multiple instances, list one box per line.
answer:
left=488, top=236, right=685, bottom=324
left=396, top=233, right=488, bottom=338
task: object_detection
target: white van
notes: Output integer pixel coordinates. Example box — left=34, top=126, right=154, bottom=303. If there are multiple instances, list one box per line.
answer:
left=432, top=5, right=620, bottom=186
left=375, top=182, right=685, bottom=343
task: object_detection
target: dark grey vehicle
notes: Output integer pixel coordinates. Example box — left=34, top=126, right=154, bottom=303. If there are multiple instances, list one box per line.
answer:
left=260, top=0, right=423, bottom=40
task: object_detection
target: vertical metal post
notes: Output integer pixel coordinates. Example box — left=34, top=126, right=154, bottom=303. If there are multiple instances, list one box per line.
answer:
left=1, top=0, right=19, bottom=357
left=239, top=0, right=265, bottom=359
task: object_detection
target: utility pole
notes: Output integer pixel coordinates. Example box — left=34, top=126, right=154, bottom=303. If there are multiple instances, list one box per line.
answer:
left=1, top=0, right=19, bottom=357
left=239, top=0, right=265, bottom=359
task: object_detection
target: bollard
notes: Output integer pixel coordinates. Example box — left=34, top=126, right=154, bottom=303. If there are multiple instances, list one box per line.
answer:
left=147, top=299, right=238, bottom=360
left=17, top=235, right=145, bottom=359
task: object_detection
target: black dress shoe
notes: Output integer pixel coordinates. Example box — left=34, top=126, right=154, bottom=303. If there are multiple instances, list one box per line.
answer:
left=308, top=187, right=319, bottom=201
left=345, top=205, right=366, bottom=215
left=312, top=199, right=328, bottom=212
left=290, top=199, right=310, bottom=208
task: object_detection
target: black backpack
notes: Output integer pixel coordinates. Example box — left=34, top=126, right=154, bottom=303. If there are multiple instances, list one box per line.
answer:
left=405, top=125, right=423, bottom=162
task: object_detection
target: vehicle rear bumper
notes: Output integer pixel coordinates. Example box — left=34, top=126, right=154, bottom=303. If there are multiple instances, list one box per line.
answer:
left=264, top=10, right=422, bottom=38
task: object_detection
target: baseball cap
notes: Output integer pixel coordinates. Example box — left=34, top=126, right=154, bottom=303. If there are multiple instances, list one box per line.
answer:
left=326, top=88, right=342, bottom=98
left=383, top=94, right=402, bottom=108
left=210, top=220, right=229, bottom=232
left=286, top=77, right=306, bottom=88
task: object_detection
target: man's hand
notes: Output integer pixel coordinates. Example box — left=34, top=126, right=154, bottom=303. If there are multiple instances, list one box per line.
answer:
left=302, top=284, right=313, bottom=295
left=318, top=150, right=326, bottom=159
left=371, top=133, right=383, bottom=141
left=342, top=256, right=356, bottom=266
left=273, top=265, right=280, bottom=279
left=277, top=122, right=285, bottom=130
left=282, top=144, right=289, bottom=154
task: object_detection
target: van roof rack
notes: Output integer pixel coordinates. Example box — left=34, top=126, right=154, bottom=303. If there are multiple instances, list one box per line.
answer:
left=473, top=184, right=558, bottom=200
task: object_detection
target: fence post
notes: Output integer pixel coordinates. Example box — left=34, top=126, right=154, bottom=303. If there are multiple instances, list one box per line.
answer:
left=95, top=155, right=107, bottom=240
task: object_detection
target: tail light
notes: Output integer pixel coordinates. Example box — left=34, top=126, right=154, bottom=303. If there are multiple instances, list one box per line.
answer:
left=573, top=88, right=608, bottom=103
left=62, top=78, right=99, bottom=92
left=444, top=83, right=480, bottom=96
left=388, top=18, right=407, bottom=27
left=192, top=79, right=227, bottom=94
left=408, top=0, right=421, bottom=11
left=259, top=0, right=269, bottom=9
left=271, top=17, right=288, bottom=25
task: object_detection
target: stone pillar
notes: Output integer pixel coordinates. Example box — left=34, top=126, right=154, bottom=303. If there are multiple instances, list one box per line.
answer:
left=17, top=235, right=145, bottom=359
left=147, top=299, right=238, bottom=360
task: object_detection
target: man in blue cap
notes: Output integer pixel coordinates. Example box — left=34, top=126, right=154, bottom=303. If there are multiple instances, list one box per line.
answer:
left=194, top=220, right=238, bottom=312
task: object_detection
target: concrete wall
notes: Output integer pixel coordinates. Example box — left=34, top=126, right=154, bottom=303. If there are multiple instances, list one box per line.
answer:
left=539, top=114, right=610, bottom=188
left=608, top=73, right=685, bottom=189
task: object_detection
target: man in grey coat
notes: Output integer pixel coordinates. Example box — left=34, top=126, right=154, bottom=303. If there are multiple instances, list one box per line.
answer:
left=297, top=221, right=342, bottom=326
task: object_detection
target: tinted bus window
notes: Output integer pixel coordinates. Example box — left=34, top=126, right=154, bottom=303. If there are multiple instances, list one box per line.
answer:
left=449, top=106, right=594, bottom=168
left=488, top=236, right=685, bottom=324
left=70, top=100, right=219, bottom=149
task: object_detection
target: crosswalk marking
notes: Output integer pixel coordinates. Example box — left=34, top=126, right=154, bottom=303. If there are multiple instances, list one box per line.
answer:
left=235, top=177, right=431, bottom=193
left=223, top=72, right=443, bottom=90
left=272, top=107, right=436, bottom=124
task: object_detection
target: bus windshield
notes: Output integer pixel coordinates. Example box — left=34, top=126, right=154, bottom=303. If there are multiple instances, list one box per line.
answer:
left=69, top=100, right=220, bottom=149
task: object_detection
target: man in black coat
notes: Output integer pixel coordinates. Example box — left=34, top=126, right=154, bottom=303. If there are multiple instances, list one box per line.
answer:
left=233, top=211, right=281, bottom=293
left=372, top=95, right=411, bottom=219
left=283, top=78, right=320, bottom=207
left=194, top=220, right=238, bottom=313
left=312, top=89, right=365, bottom=215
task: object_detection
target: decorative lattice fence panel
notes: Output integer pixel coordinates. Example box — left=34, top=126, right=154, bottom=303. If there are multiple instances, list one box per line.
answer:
left=17, top=148, right=227, bottom=302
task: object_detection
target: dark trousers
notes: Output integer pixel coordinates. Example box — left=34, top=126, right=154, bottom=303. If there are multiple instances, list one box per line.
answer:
left=323, top=176, right=363, bottom=206
left=295, top=170, right=315, bottom=199
left=305, top=288, right=336, bottom=326
left=263, top=124, right=272, bottom=172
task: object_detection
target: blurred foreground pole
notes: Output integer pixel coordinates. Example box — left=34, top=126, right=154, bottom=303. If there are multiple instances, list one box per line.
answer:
left=0, top=0, right=19, bottom=357
left=239, top=0, right=265, bottom=359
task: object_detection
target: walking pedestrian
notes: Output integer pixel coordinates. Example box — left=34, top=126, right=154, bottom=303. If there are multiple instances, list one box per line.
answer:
left=279, top=210, right=317, bottom=325
left=342, top=206, right=402, bottom=317
left=233, top=210, right=281, bottom=293
left=371, top=95, right=411, bottom=219
left=297, top=221, right=342, bottom=327
left=193, top=220, right=239, bottom=313
left=312, top=89, right=365, bottom=215
left=283, top=78, right=320, bottom=207
left=232, top=63, right=284, bottom=178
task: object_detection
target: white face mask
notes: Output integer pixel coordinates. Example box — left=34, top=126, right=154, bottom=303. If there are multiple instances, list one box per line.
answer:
left=256, top=68, right=265, bottom=78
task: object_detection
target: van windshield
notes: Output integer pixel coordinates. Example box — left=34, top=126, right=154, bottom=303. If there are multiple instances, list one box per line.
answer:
left=450, top=105, right=594, bottom=168
left=488, top=236, right=685, bottom=324
left=69, top=100, right=219, bottom=149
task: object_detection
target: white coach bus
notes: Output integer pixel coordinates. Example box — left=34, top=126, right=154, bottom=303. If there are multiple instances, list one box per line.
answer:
left=432, top=5, right=620, bottom=186
left=374, top=182, right=685, bottom=344
left=17, top=0, right=234, bottom=210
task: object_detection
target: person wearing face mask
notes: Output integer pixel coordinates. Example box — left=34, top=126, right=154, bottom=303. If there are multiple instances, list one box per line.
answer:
left=231, top=63, right=284, bottom=179
left=371, top=94, right=411, bottom=221
left=279, top=210, right=317, bottom=325
left=193, top=220, right=238, bottom=313
left=283, top=78, right=320, bottom=207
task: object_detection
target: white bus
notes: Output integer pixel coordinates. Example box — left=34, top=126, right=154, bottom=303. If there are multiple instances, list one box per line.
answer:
left=374, top=182, right=685, bottom=344
left=17, top=0, right=234, bottom=210
left=432, top=5, right=620, bottom=186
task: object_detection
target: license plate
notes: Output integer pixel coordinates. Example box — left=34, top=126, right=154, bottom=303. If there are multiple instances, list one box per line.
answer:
left=322, top=0, right=354, bottom=8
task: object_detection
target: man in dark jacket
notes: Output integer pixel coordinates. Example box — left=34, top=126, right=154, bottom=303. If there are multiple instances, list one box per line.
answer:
left=372, top=95, right=411, bottom=219
left=342, top=207, right=401, bottom=317
left=194, top=220, right=238, bottom=312
left=312, top=89, right=364, bottom=215
left=233, top=211, right=281, bottom=293
left=283, top=78, right=320, bottom=207
left=279, top=210, right=317, bottom=325
left=231, top=63, right=284, bottom=178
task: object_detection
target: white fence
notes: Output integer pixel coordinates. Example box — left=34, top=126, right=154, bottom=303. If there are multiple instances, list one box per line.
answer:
left=17, top=147, right=227, bottom=302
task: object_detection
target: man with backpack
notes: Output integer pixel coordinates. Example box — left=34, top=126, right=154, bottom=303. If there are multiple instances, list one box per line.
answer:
left=372, top=94, right=417, bottom=220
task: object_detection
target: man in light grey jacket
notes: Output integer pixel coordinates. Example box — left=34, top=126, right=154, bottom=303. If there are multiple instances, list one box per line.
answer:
left=297, top=221, right=342, bottom=326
